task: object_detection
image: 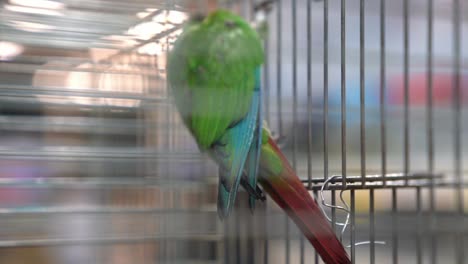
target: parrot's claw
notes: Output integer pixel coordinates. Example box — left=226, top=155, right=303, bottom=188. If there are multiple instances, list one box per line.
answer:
left=240, top=177, right=266, bottom=202
left=256, top=186, right=266, bottom=201
left=271, top=133, right=287, bottom=148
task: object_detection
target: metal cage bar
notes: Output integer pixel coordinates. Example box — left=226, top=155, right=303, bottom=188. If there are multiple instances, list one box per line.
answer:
left=453, top=0, right=464, bottom=262
left=427, top=0, right=437, bottom=263
left=264, top=0, right=466, bottom=263
left=0, top=0, right=467, bottom=263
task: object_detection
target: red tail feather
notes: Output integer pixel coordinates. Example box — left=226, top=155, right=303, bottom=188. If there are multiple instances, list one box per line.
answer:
left=259, top=138, right=351, bottom=264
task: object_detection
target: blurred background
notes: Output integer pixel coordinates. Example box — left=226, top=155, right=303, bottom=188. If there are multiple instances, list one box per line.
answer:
left=0, top=0, right=467, bottom=263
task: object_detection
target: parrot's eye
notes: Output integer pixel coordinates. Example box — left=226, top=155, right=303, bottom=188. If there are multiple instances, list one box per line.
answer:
left=224, top=20, right=236, bottom=28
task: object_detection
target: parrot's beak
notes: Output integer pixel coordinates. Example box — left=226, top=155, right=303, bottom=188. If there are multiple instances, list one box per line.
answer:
left=189, top=13, right=206, bottom=23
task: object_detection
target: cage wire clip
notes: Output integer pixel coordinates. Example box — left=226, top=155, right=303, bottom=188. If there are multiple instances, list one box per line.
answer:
left=319, top=175, right=386, bottom=248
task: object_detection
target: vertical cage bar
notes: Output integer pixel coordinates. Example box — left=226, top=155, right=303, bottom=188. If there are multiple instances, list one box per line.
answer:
left=453, top=0, right=462, bottom=213
left=306, top=0, right=313, bottom=192
left=224, top=219, right=230, bottom=264
left=453, top=0, right=464, bottom=262
left=359, top=0, right=374, bottom=262
left=323, top=0, right=329, bottom=185
left=379, top=0, right=388, bottom=261
left=416, top=187, right=423, bottom=264
left=403, top=0, right=410, bottom=186
left=370, top=190, right=375, bottom=264
left=380, top=0, right=387, bottom=188
left=276, top=0, right=283, bottom=136
left=427, top=0, right=437, bottom=263
left=306, top=7, right=317, bottom=261
left=340, top=0, right=347, bottom=189
left=358, top=0, right=366, bottom=263
left=242, top=0, right=249, bottom=19
left=235, top=212, right=241, bottom=264
left=305, top=0, right=312, bottom=261
left=331, top=193, right=337, bottom=233
left=162, top=6, right=171, bottom=262
left=291, top=0, right=298, bottom=184
left=247, top=210, right=255, bottom=264
left=262, top=3, right=271, bottom=263
left=290, top=0, right=303, bottom=263
left=350, top=190, right=356, bottom=263
left=427, top=0, right=434, bottom=179
left=285, top=212, right=290, bottom=264
left=399, top=0, right=410, bottom=261
left=322, top=0, right=333, bottom=246
left=275, top=1, right=289, bottom=262
left=338, top=0, right=347, bottom=242
left=360, top=0, right=366, bottom=187
left=416, top=0, right=434, bottom=263
left=264, top=199, right=269, bottom=264
left=314, top=192, right=320, bottom=263
left=392, top=188, right=398, bottom=264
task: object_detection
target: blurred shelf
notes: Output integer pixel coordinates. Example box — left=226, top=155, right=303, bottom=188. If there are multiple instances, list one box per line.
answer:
left=0, top=62, right=163, bottom=76
left=0, top=116, right=180, bottom=134
left=0, top=84, right=168, bottom=103
left=150, top=261, right=219, bottom=264
left=0, top=206, right=217, bottom=215
left=0, top=176, right=218, bottom=189
left=0, top=0, right=185, bottom=50
left=0, top=147, right=204, bottom=160
left=0, top=233, right=222, bottom=248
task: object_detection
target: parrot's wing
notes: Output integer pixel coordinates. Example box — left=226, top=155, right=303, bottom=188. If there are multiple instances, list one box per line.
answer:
left=213, top=74, right=260, bottom=218
left=245, top=68, right=263, bottom=209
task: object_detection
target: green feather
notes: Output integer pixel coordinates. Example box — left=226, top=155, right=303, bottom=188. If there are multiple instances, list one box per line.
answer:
left=260, top=145, right=282, bottom=176
left=168, top=10, right=263, bottom=150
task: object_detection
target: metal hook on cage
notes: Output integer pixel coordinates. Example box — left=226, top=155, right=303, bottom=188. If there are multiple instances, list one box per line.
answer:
left=319, top=175, right=387, bottom=248
left=319, top=175, right=350, bottom=239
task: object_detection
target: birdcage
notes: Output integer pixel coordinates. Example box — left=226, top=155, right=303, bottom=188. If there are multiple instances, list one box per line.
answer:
left=0, top=0, right=466, bottom=263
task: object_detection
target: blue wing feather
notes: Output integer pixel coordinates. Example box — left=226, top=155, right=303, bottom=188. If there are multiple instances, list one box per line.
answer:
left=246, top=68, right=263, bottom=209
left=214, top=68, right=262, bottom=218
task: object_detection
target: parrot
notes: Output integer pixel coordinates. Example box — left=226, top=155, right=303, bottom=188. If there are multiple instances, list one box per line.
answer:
left=167, top=9, right=351, bottom=264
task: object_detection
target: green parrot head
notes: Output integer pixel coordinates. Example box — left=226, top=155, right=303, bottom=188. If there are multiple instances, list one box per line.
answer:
left=168, top=9, right=263, bottom=149
left=195, top=9, right=255, bottom=33
left=197, top=9, right=269, bottom=46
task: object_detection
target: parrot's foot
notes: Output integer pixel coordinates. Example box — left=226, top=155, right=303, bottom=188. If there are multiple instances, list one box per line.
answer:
left=271, top=133, right=287, bottom=148
left=255, top=185, right=266, bottom=201
left=240, top=177, right=266, bottom=202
